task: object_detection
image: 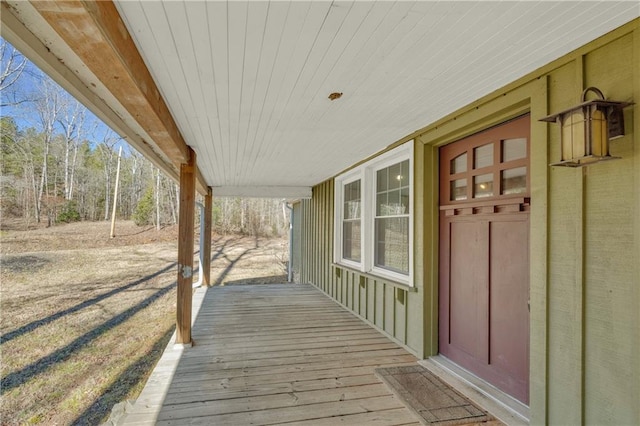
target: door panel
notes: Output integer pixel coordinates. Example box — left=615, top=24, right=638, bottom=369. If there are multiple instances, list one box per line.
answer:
left=489, top=220, right=529, bottom=383
left=449, top=220, right=488, bottom=361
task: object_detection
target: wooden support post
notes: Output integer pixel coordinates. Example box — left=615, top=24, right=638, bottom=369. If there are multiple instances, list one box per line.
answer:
left=203, top=187, right=213, bottom=286
left=176, top=149, right=196, bottom=345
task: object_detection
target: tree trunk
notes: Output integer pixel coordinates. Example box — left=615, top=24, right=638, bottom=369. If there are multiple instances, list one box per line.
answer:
left=169, top=181, right=177, bottom=225
left=155, top=168, right=161, bottom=230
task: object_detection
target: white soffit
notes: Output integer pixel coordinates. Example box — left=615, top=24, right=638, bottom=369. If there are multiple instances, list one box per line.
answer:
left=114, top=1, right=639, bottom=191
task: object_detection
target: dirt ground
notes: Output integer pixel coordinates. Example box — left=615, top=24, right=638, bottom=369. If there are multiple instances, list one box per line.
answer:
left=0, top=220, right=289, bottom=425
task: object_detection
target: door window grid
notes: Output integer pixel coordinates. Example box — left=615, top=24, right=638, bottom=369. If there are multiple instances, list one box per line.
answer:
left=446, top=137, right=528, bottom=202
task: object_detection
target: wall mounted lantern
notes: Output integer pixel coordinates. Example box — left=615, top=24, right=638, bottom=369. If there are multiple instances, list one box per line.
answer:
left=540, top=87, right=633, bottom=167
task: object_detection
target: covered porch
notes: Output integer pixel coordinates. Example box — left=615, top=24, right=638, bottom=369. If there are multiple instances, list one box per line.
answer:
left=2, top=2, right=638, bottom=425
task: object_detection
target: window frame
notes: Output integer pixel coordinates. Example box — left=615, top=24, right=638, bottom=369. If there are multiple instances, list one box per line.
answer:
left=334, top=141, right=414, bottom=286
left=334, top=169, right=365, bottom=270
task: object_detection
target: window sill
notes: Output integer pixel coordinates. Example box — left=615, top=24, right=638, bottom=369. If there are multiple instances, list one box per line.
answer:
left=331, top=263, right=418, bottom=293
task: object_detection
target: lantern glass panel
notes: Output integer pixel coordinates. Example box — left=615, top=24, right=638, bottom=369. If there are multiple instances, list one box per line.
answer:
left=590, top=107, right=608, bottom=157
left=561, top=109, right=586, bottom=160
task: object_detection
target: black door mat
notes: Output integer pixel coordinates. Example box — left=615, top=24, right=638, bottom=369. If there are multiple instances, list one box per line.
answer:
left=376, top=365, right=494, bottom=426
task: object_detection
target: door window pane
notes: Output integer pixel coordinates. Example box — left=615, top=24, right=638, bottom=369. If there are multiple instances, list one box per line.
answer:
left=474, top=173, right=493, bottom=198
left=474, top=143, right=493, bottom=169
left=502, top=138, right=527, bottom=162
left=451, top=153, right=467, bottom=174
left=501, top=167, right=527, bottom=195
left=450, top=179, right=467, bottom=201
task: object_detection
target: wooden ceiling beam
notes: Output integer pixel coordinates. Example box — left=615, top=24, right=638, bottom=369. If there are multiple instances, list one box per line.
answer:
left=13, top=0, right=208, bottom=195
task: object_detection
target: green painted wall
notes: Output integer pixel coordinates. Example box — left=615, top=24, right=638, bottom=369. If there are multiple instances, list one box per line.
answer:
left=297, top=179, right=425, bottom=357
left=296, top=19, right=639, bottom=425
left=292, top=202, right=302, bottom=282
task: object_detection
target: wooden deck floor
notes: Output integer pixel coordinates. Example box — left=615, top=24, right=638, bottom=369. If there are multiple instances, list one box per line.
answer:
left=122, top=283, right=421, bottom=425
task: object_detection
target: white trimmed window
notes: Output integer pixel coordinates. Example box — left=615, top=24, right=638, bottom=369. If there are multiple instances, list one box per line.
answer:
left=334, top=141, right=413, bottom=285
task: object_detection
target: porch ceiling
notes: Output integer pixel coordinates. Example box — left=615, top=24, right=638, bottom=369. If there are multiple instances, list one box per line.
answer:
left=2, top=1, right=638, bottom=198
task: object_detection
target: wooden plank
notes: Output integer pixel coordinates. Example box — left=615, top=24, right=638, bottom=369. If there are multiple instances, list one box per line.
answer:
left=191, top=327, right=384, bottom=345
left=157, top=374, right=385, bottom=406
left=167, top=337, right=396, bottom=358
left=176, top=149, right=196, bottom=344
left=284, top=408, right=421, bottom=426
left=173, top=348, right=411, bottom=372
left=158, top=383, right=393, bottom=419
left=166, top=343, right=402, bottom=369
left=156, top=395, right=405, bottom=425
left=161, top=354, right=417, bottom=384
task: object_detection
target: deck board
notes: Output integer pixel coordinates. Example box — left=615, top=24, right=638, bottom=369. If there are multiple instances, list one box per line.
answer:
left=122, top=283, right=420, bottom=425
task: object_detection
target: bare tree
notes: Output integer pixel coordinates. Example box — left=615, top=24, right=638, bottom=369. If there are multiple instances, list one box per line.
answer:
left=57, top=94, right=90, bottom=200
left=0, top=39, right=28, bottom=107
left=34, top=78, right=61, bottom=223
left=155, top=167, right=161, bottom=230
left=98, top=130, right=122, bottom=220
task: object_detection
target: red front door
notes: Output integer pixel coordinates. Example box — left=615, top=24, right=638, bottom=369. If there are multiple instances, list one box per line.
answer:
left=438, top=115, right=530, bottom=404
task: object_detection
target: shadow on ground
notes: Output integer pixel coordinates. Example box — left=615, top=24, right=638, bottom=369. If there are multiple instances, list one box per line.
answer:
left=71, top=327, right=175, bottom=426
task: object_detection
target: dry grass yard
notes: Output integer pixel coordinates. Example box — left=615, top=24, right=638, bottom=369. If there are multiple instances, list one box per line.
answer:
left=0, top=220, right=287, bottom=425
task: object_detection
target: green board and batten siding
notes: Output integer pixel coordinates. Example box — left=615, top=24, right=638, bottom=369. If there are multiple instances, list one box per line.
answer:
left=296, top=19, right=639, bottom=425
left=296, top=178, right=426, bottom=358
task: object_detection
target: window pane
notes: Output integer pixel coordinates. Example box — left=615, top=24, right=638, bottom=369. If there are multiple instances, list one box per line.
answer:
left=377, top=160, right=410, bottom=216
left=450, top=178, right=467, bottom=201
left=399, top=160, right=409, bottom=184
left=473, top=173, right=493, bottom=198
left=388, top=162, right=401, bottom=190
left=450, top=153, right=467, bottom=174
left=343, top=220, right=361, bottom=262
left=502, top=138, right=527, bottom=162
left=474, top=143, right=493, bottom=169
left=375, top=217, right=409, bottom=274
left=501, top=167, right=527, bottom=195
left=343, top=180, right=361, bottom=219
left=376, top=192, right=388, bottom=216
left=401, top=187, right=410, bottom=213
left=388, top=189, right=400, bottom=213
left=377, top=167, right=388, bottom=192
